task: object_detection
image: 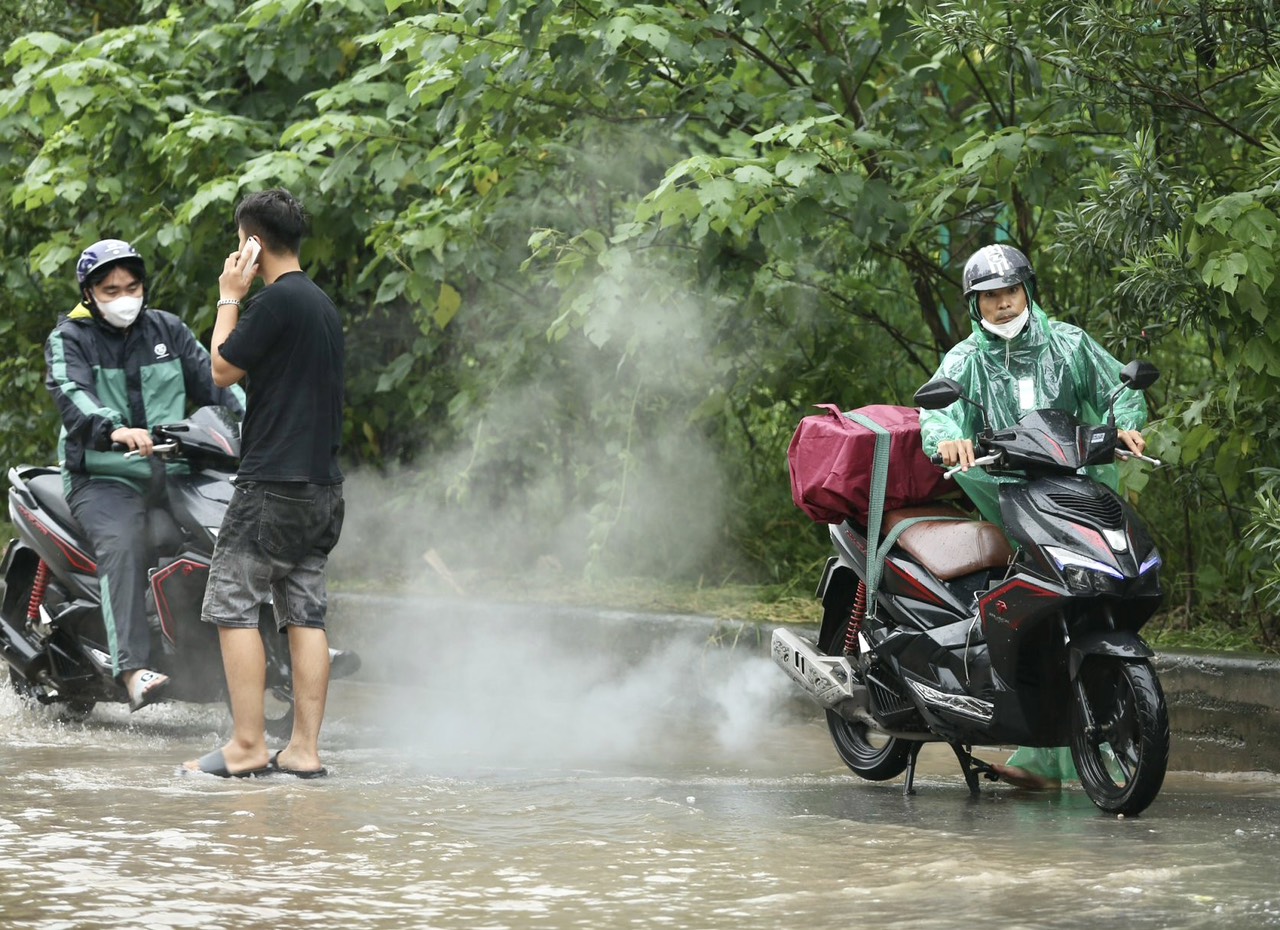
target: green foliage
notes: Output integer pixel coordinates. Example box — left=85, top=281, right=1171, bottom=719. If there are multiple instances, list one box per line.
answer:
left=0, top=0, right=1278, bottom=640
left=1245, top=468, right=1280, bottom=638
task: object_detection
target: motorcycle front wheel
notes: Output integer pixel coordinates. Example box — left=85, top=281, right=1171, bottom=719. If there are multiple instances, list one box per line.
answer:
left=825, top=711, right=918, bottom=781
left=1070, top=658, right=1169, bottom=816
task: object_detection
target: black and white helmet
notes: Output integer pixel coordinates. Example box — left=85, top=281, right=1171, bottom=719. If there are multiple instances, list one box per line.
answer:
left=76, top=238, right=146, bottom=288
left=962, top=244, right=1035, bottom=298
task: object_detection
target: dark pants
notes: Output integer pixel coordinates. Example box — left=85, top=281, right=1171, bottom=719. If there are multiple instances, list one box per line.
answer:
left=68, top=478, right=154, bottom=680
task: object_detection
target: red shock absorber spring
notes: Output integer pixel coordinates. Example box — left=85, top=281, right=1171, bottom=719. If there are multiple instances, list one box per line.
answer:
left=27, top=560, right=51, bottom=623
left=843, top=579, right=867, bottom=656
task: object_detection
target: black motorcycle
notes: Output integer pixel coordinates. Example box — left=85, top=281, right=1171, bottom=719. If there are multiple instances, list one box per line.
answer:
left=773, top=361, right=1170, bottom=815
left=0, top=405, right=359, bottom=733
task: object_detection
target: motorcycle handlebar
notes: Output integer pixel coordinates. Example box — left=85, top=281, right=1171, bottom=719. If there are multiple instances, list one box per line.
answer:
left=1116, top=449, right=1163, bottom=467
left=936, top=448, right=1162, bottom=479
left=943, top=453, right=1000, bottom=480
left=120, top=442, right=179, bottom=459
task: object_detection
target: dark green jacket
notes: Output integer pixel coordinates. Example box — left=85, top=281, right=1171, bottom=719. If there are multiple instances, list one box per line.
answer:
left=45, top=303, right=244, bottom=493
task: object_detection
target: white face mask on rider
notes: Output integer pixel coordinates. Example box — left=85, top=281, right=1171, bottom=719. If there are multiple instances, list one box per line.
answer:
left=98, top=295, right=143, bottom=329
left=980, top=308, right=1029, bottom=340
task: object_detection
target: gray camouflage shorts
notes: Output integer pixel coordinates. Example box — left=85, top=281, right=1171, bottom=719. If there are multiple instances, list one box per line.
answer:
left=201, top=480, right=345, bottom=631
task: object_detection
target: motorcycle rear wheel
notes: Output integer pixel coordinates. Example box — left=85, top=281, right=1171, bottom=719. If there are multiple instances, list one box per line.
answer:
left=1070, top=658, right=1169, bottom=816
left=825, top=711, right=917, bottom=781
left=8, top=668, right=95, bottom=721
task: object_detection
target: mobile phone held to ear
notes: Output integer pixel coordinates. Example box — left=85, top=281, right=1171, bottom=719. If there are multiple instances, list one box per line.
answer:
left=240, top=236, right=261, bottom=283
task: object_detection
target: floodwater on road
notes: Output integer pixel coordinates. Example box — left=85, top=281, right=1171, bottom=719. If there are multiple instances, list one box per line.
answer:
left=3, top=607, right=1280, bottom=930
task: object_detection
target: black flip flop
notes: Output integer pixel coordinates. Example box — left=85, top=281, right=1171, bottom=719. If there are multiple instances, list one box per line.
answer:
left=270, top=750, right=328, bottom=779
left=182, top=748, right=271, bottom=779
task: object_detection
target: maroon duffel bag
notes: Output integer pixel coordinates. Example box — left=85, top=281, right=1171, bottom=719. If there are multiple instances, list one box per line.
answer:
left=787, top=403, right=952, bottom=524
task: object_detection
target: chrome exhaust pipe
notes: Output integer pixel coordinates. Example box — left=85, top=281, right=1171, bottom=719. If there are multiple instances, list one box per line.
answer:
left=771, top=628, right=868, bottom=718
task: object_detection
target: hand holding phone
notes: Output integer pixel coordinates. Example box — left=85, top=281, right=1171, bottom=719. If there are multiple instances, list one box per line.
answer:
left=240, top=236, right=261, bottom=283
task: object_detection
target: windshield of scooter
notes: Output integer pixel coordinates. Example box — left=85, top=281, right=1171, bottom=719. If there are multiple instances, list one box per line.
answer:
left=986, top=409, right=1117, bottom=473
left=156, top=405, right=241, bottom=463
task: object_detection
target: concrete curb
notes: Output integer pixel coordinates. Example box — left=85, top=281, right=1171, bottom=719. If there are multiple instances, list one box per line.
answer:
left=1154, top=650, right=1280, bottom=773
left=329, top=593, right=1280, bottom=774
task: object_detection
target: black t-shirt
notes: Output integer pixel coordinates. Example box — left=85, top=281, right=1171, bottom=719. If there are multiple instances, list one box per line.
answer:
left=218, top=271, right=344, bottom=484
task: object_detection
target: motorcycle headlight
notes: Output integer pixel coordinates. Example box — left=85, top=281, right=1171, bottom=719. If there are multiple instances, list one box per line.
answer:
left=1045, top=545, right=1125, bottom=593
left=1044, top=545, right=1124, bottom=579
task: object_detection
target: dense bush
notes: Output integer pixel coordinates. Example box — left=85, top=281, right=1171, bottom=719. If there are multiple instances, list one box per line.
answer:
left=1, top=1, right=1277, bottom=642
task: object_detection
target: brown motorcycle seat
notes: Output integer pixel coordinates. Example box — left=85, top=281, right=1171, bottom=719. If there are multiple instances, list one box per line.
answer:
left=882, top=504, right=1014, bottom=581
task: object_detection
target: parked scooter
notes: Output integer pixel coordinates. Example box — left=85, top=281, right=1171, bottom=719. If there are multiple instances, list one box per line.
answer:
left=773, top=361, right=1169, bottom=815
left=0, top=405, right=359, bottom=733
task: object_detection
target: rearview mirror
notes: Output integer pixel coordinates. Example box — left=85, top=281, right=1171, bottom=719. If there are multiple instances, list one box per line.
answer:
left=913, top=378, right=965, bottom=410
left=1119, top=360, right=1160, bottom=392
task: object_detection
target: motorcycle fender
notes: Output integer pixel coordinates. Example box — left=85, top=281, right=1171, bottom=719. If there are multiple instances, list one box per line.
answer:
left=0, top=544, right=44, bottom=676
left=817, top=558, right=863, bottom=651
left=0, top=537, right=22, bottom=579
left=1068, top=630, right=1154, bottom=679
left=815, top=556, right=840, bottom=601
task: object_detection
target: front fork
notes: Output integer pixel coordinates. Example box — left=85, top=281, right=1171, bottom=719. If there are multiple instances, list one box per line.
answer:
left=1063, top=605, right=1143, bottom=746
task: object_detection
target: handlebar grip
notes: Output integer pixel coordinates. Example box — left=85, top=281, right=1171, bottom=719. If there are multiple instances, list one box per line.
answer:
left=121, top=441, right=179, bottom=459
left=929, top=454, right=944, bottom=466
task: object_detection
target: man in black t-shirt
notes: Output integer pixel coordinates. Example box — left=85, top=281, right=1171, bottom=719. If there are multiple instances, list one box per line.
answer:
left=183, top=189, right=345, bottom=779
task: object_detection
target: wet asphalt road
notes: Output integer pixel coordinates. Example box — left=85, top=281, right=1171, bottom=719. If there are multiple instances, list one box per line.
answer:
left=3, top=602, right=1280, bottom=929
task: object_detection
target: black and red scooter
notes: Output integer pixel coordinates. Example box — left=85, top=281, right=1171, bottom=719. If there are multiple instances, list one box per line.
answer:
left=773, top=361, right=1169, bottom=815
left=0, top=405, right=358, bottom=733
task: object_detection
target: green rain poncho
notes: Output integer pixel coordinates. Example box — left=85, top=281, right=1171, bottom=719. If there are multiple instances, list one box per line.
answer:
left=917, top=300, right=1148, bottom=783
left=919, top=301, right=1148, bottom=528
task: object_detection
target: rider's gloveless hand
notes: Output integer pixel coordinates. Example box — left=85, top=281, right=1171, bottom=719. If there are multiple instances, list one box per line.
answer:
left=1117, top=429, right=1146, bottom=455
left=111, top=426, right=153, bottom=457
left=937, top=438, right=977, bottom=470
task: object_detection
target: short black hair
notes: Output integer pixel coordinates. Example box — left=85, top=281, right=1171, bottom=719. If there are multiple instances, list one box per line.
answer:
left=84, top=258, right=145, bottom=291
left=234, top=188, right=308, bottom=256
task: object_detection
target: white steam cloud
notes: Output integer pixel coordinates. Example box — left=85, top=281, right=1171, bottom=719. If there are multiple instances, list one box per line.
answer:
left=331, top=601, right=796, bottom=772
left=324, top=233, right=783, bottom=772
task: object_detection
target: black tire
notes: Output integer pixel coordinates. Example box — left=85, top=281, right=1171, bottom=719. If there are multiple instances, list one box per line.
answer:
left=8, top=668, right=95, bottom=721
left=1070, top=658, right=1169, bottom=816
left=258, top=604, right=295, bottom=740
left=825, top=711, right=917, bottom=781
left=8, top=666, right=39, bottom=703
left=822, top=608, right=920, bottom=782
left=222, top=686, right=294, bottom=741
left=263, top=691, right=295, bottom=741
left=60, top=699, right=96, bottom=722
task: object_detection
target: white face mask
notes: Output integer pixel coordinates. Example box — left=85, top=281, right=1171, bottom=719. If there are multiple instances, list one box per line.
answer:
left=980, top=308, right=1029, bottom=340
left=98, top=295, right=143, bottom=329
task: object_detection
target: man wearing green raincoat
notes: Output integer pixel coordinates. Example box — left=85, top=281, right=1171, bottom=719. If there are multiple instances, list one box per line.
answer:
left=919, top=243, right=1149, bottom=789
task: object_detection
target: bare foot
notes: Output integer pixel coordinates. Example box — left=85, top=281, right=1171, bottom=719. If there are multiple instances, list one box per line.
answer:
left=991, top=763, right=1062, bottom=791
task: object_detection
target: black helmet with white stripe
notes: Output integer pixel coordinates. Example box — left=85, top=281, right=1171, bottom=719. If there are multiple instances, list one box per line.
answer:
left=962, top=244, right=1034, bottom=298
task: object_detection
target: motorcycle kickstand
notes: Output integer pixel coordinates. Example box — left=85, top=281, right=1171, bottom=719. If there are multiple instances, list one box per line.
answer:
left=902, top=741, right=926, bottom=796
left=949, top=743, right=999, bottom=796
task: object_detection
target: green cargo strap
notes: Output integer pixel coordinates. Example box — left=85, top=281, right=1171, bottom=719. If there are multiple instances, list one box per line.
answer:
left=844, top=412, right=968, bottom=621
left=844, top=413, right=890, bottom=619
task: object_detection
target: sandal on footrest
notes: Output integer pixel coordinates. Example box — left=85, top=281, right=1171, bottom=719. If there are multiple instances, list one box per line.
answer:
left=127, top=669, right=170, bottom=712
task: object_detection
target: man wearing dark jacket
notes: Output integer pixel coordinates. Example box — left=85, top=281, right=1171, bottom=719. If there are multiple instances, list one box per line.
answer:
left=45, top=239, right=243, bottom=710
